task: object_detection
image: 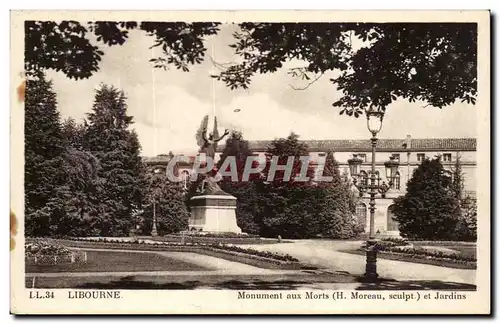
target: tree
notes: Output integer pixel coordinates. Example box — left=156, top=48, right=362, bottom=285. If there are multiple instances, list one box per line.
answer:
left=61, top=117, right=86, bottom=149
left=257, top=133, right=320, bottom=238
left=451, top=155, right=465, bottom=201
left=83, top=85, right=145, bottom=236
left=141, top=166, right=189, bottom=235
left=216, top=131, right=261, bottom=234
left=46, top=148, right=103, bottom=237
left=315, top=151, right=357, bottom=238
left=214, top=23, right=477, bottom=112
left=26, top=21, right=476, bottom=112
left=450, top=155, right=477, bottom=241
left=24, top=74, right=65, bottom=236
left=392, top=157, right=460, bottom=240
left=455, top=195, right=477, bottom=241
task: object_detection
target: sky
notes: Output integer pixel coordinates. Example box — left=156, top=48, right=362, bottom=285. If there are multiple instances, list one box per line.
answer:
left=47, top=24, right=477, bottom=157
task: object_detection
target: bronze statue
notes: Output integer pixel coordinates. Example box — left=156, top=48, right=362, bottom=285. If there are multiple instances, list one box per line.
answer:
left=196, top=115, right=230, bottom=159
left=200, top=128, right=230, bottom=159
left=195, top=115, right=231, bottom=195
left=199, top=168, right=228, bottom=195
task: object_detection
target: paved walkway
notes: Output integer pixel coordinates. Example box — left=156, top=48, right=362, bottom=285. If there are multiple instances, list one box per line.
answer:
left=241, top=240, right=476, bottom=285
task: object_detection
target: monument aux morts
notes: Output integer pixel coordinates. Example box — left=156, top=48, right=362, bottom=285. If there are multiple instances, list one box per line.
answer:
left=187, top=116, right=242, bottom=233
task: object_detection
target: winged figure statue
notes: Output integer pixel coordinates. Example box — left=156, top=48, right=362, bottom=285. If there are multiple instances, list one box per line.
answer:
left=195, top=115, right=230, bottom=159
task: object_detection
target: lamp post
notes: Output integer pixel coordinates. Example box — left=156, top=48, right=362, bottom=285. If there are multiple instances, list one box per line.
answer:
left=348, top=109, right=399, bottom=281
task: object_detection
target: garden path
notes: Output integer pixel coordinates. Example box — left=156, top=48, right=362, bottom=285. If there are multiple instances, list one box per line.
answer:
left=241, top=240, right=476, bottom=285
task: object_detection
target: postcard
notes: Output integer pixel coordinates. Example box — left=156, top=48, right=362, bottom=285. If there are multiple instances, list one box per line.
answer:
left=10, top=10, right=490, bottom=315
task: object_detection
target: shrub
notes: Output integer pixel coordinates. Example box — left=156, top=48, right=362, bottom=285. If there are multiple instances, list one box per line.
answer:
left=25, top=240, right=72, bottom=257
left=381, top=237, right=408, bottom=246
left=209, top=243, right=299, bottom=262
left=392, top=158, right=460, bottom=240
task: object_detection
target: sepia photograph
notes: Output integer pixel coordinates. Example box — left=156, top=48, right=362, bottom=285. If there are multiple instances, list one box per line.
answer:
left=10, top=10, right=490, bottom=314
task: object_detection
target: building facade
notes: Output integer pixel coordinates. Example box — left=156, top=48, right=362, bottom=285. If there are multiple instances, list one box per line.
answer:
left=143, top=135, right=477, bottom=236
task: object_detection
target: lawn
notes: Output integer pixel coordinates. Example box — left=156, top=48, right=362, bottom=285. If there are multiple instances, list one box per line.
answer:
left=26, top=250, right=210, bottom=273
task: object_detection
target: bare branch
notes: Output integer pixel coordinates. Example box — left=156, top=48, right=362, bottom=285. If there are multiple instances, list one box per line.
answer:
left=208, top=55, right=238, bottom=71
left=289, top=72, right=325, bottom=91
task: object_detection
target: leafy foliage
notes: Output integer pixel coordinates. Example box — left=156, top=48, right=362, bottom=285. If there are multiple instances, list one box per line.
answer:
left=214, top=23, right=477, bottom=112
left=255, top=134, right=357, bottom=239
left=256, top=133, right=316, bottom=238
left=24, top=75, right=65, bottom=236
left=25, top=77, right=193, bottom=238
left=217, top=131, right=263, bottom=234
left=141, top=166, right=190, bottom=235
left=25, top=20, right=220, bottom=79
left=315, top=151, right=357, bottom=238
left=450, top=156, right=477, bottom=241
left=26, top=21, right=475, bottom=115
left=455, top=195, right=477, bottom=241
left=82, top=85, right=145, bottom=236
left=392, top=157, right=461, bottom=240
left=61, top=117, right=86, bottom=149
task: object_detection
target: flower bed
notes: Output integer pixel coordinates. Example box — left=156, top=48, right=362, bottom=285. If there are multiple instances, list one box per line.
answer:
left=380, top=237, right=409, bottom=246
left=373, top=238, right=476, bottom=263
left=349, top=238, right=476, bottom=269
left=25, top=240, right=87, bottom=265
left=40, top=238, right=303, bottom=269
left=149, top=234, right=276, bottom=245
left=177, top=231, right=260, bottom=238
left=408, top=240, right=477, bottom=246
left=208, top=243, right=298, bottom=262
left=377, top=245, right=476, bottom=263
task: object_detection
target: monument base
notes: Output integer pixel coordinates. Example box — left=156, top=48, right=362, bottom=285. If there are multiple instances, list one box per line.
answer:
left=188, top=194, right=242, bottom=233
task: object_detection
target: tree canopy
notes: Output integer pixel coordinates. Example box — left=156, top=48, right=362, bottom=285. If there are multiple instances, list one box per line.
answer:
left=25, top=21, right=220, bottom=79
left=25, top=21, right=476, bottom=114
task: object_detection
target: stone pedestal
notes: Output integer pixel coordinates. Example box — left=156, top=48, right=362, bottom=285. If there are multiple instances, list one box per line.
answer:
left=188, top=194, right=242, bottom=233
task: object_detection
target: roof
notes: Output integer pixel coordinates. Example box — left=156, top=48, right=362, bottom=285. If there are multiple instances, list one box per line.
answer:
left=142, top=137, right=477, bottom=164
left=142, top=155, right=195, bottom=166
left=217, top=138, right=477, bottom=153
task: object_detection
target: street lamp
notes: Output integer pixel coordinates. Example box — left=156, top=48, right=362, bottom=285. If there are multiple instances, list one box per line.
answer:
left=384, top=155, right=400, bottom=185
left=347, top=109, right=399, bottom=281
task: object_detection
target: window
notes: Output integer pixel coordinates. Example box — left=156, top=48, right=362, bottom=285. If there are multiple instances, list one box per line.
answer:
left=318, top=152, right=326, bottom=157
left=358, top=154, right=367, bottom=162
left=417, top=153, right=425, bottom=162
left=391, top=171, right=401, bottom=190
left=443, top=153, right=452, bottom=162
